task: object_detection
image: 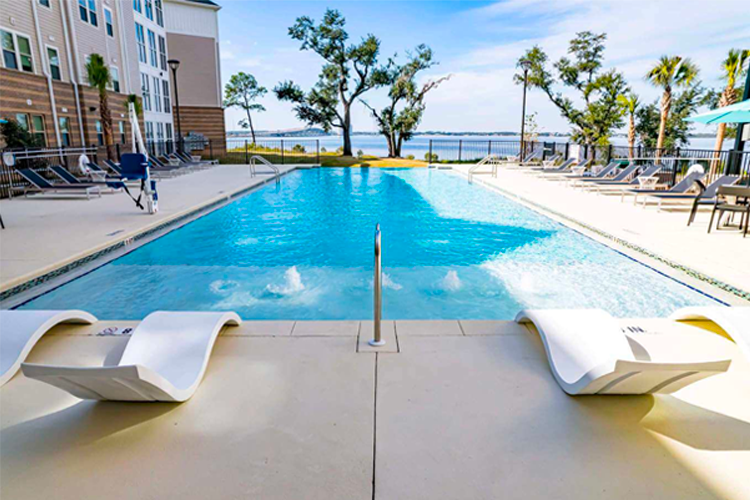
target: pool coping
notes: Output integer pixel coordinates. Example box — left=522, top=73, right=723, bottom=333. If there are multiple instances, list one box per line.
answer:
left=449, top=167, right=750, bottom=305
left=0, top=169, right=298, bottom=308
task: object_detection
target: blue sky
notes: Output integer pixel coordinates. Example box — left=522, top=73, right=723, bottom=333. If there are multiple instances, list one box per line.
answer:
left=217, top=0, right=750, bottom=134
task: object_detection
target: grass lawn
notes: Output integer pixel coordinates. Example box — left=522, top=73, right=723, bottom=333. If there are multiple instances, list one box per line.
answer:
left=320, top=154, right=427, bottom=167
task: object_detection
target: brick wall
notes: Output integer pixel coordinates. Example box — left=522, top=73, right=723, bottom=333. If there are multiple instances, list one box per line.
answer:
left=0, top=68, right=133, bottom=150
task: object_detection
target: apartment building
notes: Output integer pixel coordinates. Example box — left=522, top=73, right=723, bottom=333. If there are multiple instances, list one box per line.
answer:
left=164, top=0, right=225, bottom=153
left=0, top=0, right=140, bottom=148
left=131, top=0, right=174, bottom=149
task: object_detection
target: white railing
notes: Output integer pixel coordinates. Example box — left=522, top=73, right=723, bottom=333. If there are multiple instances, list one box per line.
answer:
left=249, top=155, right=281, bottom=184
left=468, top=154, right=504, bottom=182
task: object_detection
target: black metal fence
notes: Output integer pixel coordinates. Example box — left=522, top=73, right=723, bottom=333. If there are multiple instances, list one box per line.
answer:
left=224, top=138, right=320, bottom=165
left=427, top=139, right=750, bottom=188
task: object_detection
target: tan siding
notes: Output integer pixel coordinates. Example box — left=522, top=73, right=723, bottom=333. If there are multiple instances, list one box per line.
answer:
left=166, top=33, right=219, bottom=107
left=36, top=0, right=71, bottom=82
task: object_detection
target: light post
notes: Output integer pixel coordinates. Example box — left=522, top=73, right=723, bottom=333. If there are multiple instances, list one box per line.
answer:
left=168, top=59, right=182, bottom=153
left=519, top=59, right=532, bottom=160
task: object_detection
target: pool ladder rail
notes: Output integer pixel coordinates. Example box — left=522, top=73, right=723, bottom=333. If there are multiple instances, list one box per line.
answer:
left=370, top=223, right=386, bottom=347
left=468, top=154, right=503, bottom=183
left=249, top=155, right=281, bottom=185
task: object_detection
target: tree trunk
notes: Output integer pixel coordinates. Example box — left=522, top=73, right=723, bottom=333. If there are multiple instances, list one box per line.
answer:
left=656, top=89, right=671, bottom=159
left=395, top=134, right=404, bottom=158
left=384, top=133, right=395, bottom=158
left=628, top=114, right=635, bottom=160
left=247, top=111, right=256, bottom=145
left=99, top=89, right=114, bottom=161
left=710, top=86, right=735, bottom=176
left=342, top=106, right=353, bottom=156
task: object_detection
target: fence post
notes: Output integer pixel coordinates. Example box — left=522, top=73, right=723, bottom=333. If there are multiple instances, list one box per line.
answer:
left=607, top=144, right=613, bottom=163
left=488, top=141, right=492, bottom=157
left=316, top=140, right=320, bottom=164
left=245, top=140, right=249, bottom=164
left=429, top=140, right=433, bottom=164
left=281, top=140, right=285, bottom=165
left=638, top=144, right=642, bottom=159
left=458, top=140, right=462, bottom=162
left=564, top=143, right=569, bottom=160
left=209, top=140, right=213, bottom=161
left=115, top=143, right=121, bottom=161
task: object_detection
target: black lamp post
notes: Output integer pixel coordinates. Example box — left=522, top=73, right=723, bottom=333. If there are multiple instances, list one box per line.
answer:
left=168, top=59, right=182, bottom=153
left=519, top=59, right=532, bottom=160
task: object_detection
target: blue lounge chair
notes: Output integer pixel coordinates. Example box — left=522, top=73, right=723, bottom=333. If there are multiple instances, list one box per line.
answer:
left=49, top=165, right=124, bottom=192
left=17, top=168, right=101, bottom=199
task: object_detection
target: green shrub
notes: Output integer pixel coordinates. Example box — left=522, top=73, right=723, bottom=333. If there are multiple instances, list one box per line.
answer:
left=356, top=149, right=364, bottom=158
left=424, top=152, right=438, bottom=162
left=321, top=147, right=327, bottom=153
left=291, top=144, right=306, bottom=153
left=406, top=154, right=415, bottom=160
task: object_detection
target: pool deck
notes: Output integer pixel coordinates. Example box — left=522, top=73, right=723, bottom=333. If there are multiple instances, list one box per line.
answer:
left=2, top=318, right=749, bottom=499
left=0, top=164, right=301, bottom=293
left=449, top=164, right=750, bottom=302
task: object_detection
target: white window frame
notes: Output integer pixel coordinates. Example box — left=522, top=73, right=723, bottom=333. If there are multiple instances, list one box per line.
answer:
left=78, top=0, right=99, bottom=28
left=104, top=7, right=114, bottom=37
left=119, top=121, right=126, bottom=144
left=145, top=0, right=154, bottom=21
left=110, top=65, right=120, bottom=93
left=135, top=23, right=146, bottom=64
left=133, top=0, right=142, bottom=14
left=153, top=75, right=162, bottom=112
left=59, top=116, right=72, bottom=146
left=162, top=79, right=170, bottom=112
left=141, top=73, right=151, bottom=111
left=46, top=45, right=62, bottom=81
left=1, top=29, right=35, bottom=74
left=155, top=0, right=164, bottom=27
left=95, top=120, right=104, bottom=146
left=147, top=29, right=157, bottom=68
left=39, top=0, right=51, bottom=9
left=158, top=35, right=167, bottom=71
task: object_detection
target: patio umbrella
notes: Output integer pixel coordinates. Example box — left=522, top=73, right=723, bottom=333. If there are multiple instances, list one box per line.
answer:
left=687, top=98, right=750, bottom=124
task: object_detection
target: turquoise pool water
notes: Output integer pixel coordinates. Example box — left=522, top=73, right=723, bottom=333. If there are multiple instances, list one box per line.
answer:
left=21, top=168, right=720, bottom=319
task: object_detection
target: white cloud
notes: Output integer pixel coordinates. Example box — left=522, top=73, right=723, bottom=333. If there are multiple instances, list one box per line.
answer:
left=238, top=58, right=262, bottom=68
left=424, top=0, right=750, bottom=133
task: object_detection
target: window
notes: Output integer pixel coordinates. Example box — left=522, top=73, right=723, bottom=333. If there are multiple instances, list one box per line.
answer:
left=155, top=0, right=163, bottom=27
left=32, top=115, right=46, bottom=146
left=133, top=0, right=141, bottom=13
left=39, top=0, right=51, bottom=8
left=119, top=121, right=126, bottom=144
left=47, top=47, right=61, bottom=80
left=157, top=122, right=164, bottom=153
left=104, top=8, right=114, bottom=37
left=95, top=120, right=104, bottom=145
left=1, top=31, right=34, bottom=72
left=158, top=35, right=167, bottom=70
left=153, top=76, right=161, bottom=112
left=145, top=0, right=153, bottom=21
left=166, top=122, right=173, bottom=153
left=135, top=23, right=146, bottom=63
left=147, top=30, right=157, bottom=67
left=78, top=0, right=98, bottom=26
left=15, top=114, right=29, bottom=131
left=141, top=73, right=151, bottom=111
left=162, top=79, right=170, bottom=112
left=111, top=66, right=120, bottom=92
left=145, top=121, right=154, bottom=142
left=59, top=117, right=71, bottom=146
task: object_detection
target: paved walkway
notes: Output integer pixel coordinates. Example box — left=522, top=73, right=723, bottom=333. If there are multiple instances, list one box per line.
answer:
left=2, top=319, right=749, bottom=499
left=451, top=164, right=750, bottom=300
left=0, top=165, right=299, bottom=291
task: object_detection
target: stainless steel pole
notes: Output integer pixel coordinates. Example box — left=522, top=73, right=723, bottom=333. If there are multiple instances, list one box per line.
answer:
left=369, top=223, right=385, bottom=347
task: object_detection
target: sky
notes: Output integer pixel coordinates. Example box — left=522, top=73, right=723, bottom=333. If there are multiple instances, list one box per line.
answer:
left=217, top=0, right=750, bottom=135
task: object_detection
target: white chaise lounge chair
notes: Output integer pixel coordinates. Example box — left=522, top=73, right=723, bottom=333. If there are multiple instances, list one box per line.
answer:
left=670, top=307, right=750, bottom=360
left=0, top=310, right=97, bottom=387
left=515, top=309, right=731, bottom=395
left=22, top=311, right=241, bottom=402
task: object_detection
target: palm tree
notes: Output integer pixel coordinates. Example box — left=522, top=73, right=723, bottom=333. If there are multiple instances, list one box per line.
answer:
left=712, top=49, right=749, bottom=154
left=86, top=53, right=115, bottom=160
left=645, top=56, right=699, bottom=154
left=617, top=92, right=639, bottom=159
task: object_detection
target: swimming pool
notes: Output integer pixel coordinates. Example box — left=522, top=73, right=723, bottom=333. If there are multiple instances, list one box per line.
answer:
left=21, top=168, right=720, bottom=319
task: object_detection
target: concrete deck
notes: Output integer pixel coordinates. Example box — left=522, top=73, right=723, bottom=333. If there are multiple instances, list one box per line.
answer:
left=0, top=164, right=301, bottom=292
left=451, top=164, right=750, bottom=300
left=1, top=319, right=749, bottom=499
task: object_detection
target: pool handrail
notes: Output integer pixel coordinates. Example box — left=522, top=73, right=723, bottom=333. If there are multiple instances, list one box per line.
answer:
left=249, top=155, right=281, bottom=184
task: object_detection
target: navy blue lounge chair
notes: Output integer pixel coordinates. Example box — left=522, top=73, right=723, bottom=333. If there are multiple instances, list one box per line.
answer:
left=49, top=165, right=124, bottom=192
left=17, top=168, right=101, bottom=199
left=628, top=170, right=706, bottom=207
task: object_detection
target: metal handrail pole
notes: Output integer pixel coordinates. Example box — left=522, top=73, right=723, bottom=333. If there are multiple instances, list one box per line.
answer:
left=369, top=223, right=385, bottom=347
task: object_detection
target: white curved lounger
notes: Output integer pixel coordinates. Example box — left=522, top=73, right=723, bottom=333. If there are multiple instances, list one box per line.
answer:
left=22, top=311, right=241, bottom=402
left=515, top=309, right=731, bottom=395
left=670, top=307, right=750, bottom=360
left=0, top=310, right=97, bottom=387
